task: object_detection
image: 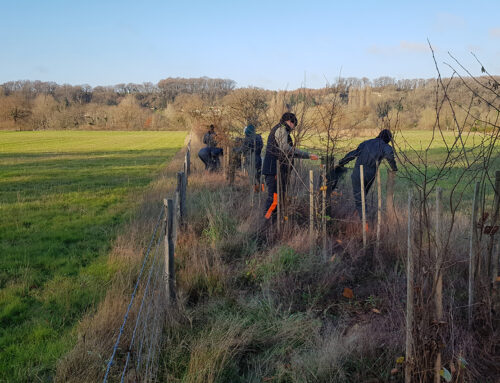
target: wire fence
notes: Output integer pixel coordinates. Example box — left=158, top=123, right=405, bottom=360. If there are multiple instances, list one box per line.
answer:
left=102, top=142, right=191, bottom=383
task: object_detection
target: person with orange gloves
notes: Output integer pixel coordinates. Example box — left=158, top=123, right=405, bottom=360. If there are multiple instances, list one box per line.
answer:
left=262, top=112, right=319, bottom=221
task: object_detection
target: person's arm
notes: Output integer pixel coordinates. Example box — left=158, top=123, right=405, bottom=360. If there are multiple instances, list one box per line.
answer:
left=383, top=144, right=398, bottom=171
left=275, top=125, right=310, bottom=159
left=338, top=146, right=360, bottom=166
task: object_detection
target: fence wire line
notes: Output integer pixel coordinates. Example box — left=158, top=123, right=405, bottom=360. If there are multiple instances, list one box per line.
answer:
left=120, top=220, right=165, bottom=382
left=136, top=247, right=165, bottom=378
left=103, top=207, right=165, bottom=383
left=134, top=235, right=166, bottom=374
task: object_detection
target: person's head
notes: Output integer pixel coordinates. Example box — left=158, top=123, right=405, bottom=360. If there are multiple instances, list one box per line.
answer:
left=209, top=124, right=215, bottom=132
left=280, top=112, right=298, bottom=129
left=244, top=124, right=255, bottom=137
left=377, top=129, right=392, bottom=144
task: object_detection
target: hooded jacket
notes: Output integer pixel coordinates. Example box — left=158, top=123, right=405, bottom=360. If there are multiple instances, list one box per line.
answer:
left=262, top=123, right=310, bottom=175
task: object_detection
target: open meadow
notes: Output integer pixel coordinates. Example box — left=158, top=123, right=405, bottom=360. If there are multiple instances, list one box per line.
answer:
left=0, top=130, right=186, bottom=381
left=295, top=129, right=500, bottom=207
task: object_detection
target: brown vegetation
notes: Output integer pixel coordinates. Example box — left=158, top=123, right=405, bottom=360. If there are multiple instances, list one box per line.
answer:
left=1, top=74, right=498, bottom=133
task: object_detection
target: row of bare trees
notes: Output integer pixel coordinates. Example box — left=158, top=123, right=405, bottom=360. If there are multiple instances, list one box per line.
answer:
left=1, top=74, right=498, bottom=132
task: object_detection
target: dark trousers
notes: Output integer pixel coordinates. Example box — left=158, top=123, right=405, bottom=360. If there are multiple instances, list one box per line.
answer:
left=198, top=147, right=221, bottom=172
left=352, top=168, right=375, bottom=219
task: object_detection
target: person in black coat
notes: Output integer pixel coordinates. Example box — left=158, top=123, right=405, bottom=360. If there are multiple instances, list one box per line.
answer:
left=199, top=125, right=222, bottom=171
left=337, top=129, right=398, bottom=219
left=262, top=112, right=319, bottom=220
left=239, top=124, right=263, bottom=190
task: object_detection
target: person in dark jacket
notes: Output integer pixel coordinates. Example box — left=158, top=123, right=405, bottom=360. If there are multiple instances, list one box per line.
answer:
left=239, top=124, right=263, bottom=191
left=337, top=129, right=398, bottom=219
left=199, top=125, right=222, bottom=171
left=262, top=112, right=319, bottom=220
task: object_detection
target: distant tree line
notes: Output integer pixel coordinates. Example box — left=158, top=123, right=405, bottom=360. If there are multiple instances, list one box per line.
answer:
left=0, top=75, right=497, bottom=132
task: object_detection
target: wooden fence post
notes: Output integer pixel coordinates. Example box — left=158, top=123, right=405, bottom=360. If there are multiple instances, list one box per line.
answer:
left=360, top=165, right=367, bottom=249
left=184, top=147, right=190, bottom=178
left=387, top=169, right=395, bottom=218
left=224, top=146, right=229, bottom=181
left=468, top=182, right=480, bottom=328
left=177, top=172, right=186, bottom=225
left=164, top=198, right=176, bottom=303
left=250, top=150, right=256, bottom=207
left=309, top=170, right=315, bottom=246
left=375, top=166, right=382, bottom=259
left=322, top=166, right=327, bottom=260
left=487, top=171, right=500, bottom=281
left=405, top=191, right=414, bottom=383
left=277, top=160, right=281, bottom=232
left=434, top=187, right=443, bottom=383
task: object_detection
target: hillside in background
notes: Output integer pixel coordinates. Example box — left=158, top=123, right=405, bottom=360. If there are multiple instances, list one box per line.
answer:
left=1, top=75, right=498, bottom=134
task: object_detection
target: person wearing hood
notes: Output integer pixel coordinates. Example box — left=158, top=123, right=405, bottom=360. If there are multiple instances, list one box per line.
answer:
left=262, top=112, right=319, bottom=221
left=337, top=129, right=398, bottom=219
left=239, top=124, right=264, bottom=191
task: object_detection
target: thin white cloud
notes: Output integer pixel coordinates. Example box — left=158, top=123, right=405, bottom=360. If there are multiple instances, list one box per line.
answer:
left=489, top=28, right=500, bottom=38
left=399, top=41, right=428, bottom=53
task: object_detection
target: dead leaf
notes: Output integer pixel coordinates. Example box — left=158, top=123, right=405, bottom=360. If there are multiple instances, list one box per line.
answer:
left=343, top=287, right=354, bottom=299
left=391, top=368, right=399, bottom=375
left=372, top=308, right=381, bottom=314
left=330, top=255, right=336, bottom=263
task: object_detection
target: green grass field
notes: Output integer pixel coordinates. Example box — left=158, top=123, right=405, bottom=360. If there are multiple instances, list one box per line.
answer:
left=0, top=130, right=186, bottom=382
left=296, top=129, right=499, bottom=207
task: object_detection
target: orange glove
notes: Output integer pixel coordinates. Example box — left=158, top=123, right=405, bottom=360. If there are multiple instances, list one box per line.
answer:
left=310, top=154, right=319, bottom=160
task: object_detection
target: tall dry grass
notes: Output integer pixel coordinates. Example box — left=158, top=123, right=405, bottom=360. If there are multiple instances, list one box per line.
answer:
left=58, top=130, right=498, bottom=382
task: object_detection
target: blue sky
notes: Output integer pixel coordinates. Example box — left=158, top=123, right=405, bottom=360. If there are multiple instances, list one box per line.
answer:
left=1, top=0, right=499, bottom=90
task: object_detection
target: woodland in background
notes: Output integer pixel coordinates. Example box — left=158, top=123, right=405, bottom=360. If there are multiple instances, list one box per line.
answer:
left=1, top=75, right=498, bottom=133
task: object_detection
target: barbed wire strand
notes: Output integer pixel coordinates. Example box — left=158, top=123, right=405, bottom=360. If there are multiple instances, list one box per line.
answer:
left=135, top=241, right=166, bottom=377
left=120, top=221, right=165, bottom=382
left=103, top=207, right=165, bottom=383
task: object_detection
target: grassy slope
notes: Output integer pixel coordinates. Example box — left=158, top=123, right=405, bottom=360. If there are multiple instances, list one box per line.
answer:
left=0, top=130, right=186, bottom=382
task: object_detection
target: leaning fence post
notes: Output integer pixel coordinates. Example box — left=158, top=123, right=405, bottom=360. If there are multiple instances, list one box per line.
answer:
left=405, top=191, right=414, bottom=383
left=434, top=187, right=443, bottom=383
left=360, top=165, right=367, bottom=250
left=309, top=170, right=315, bottom=246
left=468, top=181, right=480, bottom=328
left=375, top=166, right=382, bottom=259
left=386, top=169, right=395, bottom=218
left=164, top=199, right=176, bottom=303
